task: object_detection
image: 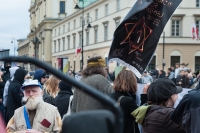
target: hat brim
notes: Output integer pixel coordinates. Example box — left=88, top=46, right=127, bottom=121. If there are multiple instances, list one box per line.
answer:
left=21, top=85, right=42, bottom=90
left=175, top=86, right=182, bottom=94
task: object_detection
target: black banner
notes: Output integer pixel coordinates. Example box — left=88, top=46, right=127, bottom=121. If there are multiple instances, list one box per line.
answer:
left=108, top=0, right=182, bottom=78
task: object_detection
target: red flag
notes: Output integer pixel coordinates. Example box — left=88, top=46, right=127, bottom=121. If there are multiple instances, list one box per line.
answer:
left=196, top=27, right=199, bottom=40
left=75, top=47, right=82, bottom=57
left=192, top=26, right=195, bottom=39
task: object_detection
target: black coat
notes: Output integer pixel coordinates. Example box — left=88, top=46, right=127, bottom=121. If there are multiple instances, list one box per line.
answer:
left=176, top=75, right=190, bottom=88
left=110, top=91, right=139, bottom=133
left=0, top=80, right=4, bottom=99
left=55, top=89, right=73, bottom=118
left=7, top=69, right=27, bottom=121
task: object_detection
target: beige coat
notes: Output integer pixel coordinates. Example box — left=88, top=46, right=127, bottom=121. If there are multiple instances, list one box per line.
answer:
left=7, top=101, right=62, bottom=133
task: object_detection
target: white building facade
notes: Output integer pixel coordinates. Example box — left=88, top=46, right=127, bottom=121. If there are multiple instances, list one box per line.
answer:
left=52, top=0, right=200, bottom=73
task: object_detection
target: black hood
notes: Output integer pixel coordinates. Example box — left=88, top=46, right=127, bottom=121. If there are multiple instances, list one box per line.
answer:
left=14, top=68, right=27, bottom=83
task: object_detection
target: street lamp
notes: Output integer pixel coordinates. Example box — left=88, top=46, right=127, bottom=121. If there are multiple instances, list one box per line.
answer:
left=31, top=25, right=40, bottom=59
left=10, top=37, right=15, bottom=56
left=74, top=0, right=92, bottom=70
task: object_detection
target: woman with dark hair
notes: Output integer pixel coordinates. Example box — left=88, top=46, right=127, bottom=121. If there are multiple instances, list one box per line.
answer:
left=72, top=56, right=113, bottom=113
left=110, top=70, right=139, bottom=133
left=132, top=78, right=186, bottom=133
left=158, top=70, right=166, bottom=78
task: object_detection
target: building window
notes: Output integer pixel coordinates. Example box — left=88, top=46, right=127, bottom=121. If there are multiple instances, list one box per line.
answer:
left=104, top=24, right=108, bottom=41
left=63, top=38, right=65, bottom=51
left=115, top=19, right=120, bottom=28
left=54, top=41, right=56, bottom=53
left=58, top=40, right=60, bottom=52
left=195, top=56, right=200, bottom=70
left=73, top=34, right=76, bottom=49
left=116, top=0, right=120, bottom=11
left=63, top=25, right=65, bottom=33
left=197, top=0, right=200, bottom=7
left=196, top=20, right=200, bottom=29
left=68, top=22, right=70, bottom=32
left=105, top=4, right=108, bottom=16
left=95, top=9, right=98, bottom=20
left=67, top=36, right=70, bottom=50
left=171, top=20, right=180, bottom=36
left=79, top=33, right=82, bottom=47
left=86, top=31, right=89, bottom=45
left=59, top=27, right=60, bottom=35
left=60, top=1, right=65, bottom=13
left=74, top=20, right=76, bottom=29
left=94, top=27, right=98, bottom=43
left=171, top=56, right=180, bottom=67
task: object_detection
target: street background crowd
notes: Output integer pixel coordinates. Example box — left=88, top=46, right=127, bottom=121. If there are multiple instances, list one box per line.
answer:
left=0, top=57, right=199, bottom=133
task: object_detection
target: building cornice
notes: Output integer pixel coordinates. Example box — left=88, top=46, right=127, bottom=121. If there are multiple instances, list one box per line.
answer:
left=17, top=43, right=29, bottom=51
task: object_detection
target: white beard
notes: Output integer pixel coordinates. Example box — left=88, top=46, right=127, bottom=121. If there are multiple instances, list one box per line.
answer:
left=23, top=95, right=43, bottom=110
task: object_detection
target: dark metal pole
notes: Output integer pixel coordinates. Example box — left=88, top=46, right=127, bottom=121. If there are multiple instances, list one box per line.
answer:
left=81, top=0, right=84, bottom=70
left=162, top=31, right=165, bottom=70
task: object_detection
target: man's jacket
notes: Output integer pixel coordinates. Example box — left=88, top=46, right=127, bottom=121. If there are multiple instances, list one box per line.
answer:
left=171, top=89, right=200, bottom=133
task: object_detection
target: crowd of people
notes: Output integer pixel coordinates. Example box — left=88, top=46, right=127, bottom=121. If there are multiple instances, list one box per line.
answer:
left=140, top=63, right=200, bottom=89
left=0, top=58, right=199, bottom=133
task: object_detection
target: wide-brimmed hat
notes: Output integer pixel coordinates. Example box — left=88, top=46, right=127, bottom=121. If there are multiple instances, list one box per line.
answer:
left=147, top=78, right=182, bottom=103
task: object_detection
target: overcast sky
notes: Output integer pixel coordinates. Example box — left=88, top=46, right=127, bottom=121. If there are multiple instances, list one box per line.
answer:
left=0, top=0, right=30, bottom=56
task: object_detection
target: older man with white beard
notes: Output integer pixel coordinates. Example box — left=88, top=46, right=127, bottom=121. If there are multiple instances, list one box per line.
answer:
left=6, top=79, right=62, bottom=133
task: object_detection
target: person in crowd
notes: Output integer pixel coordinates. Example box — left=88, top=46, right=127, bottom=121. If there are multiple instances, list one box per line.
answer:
left=75, top=71, right=82, bottom=81
left=187, top=74, right=194, bottom=87
left=110, top=70, right=139, bottom=133
left=55, top=80, right=73, bottom=118
left=171, top=65, right=175, bottom=72
left=141, top=71, right=153, bottom=84
left=175, top=63, right=181, bottom=79
left=167, top=68, right=175, bottom=82
left=1, top=62, right=11, bottom=84
left=72, top=56, right=113, bottom=113
left=180, top=63, right=188, bottom=71
left=105, top=67, right=111, bottom=82
left=33, top=69, right=47, bottom=86
left=194, top=68, right=199, bottom=77
left=6, top=68, right=28, bottom=122
left=149, top=69, right=159, bottom=80
left=158, top=70, right=166, bottom=78
left=6, top=79, right=62, bottom=132
left=176, top=70, right=190, bottom=88
left=0, top=71, right=4, bottom=118
left=132, top=78, right=185, bottom=133
left=67, top=70, right=74, bottom=79
left=44, top=76, right=59, bottom=98
left=184, top=69, right=190, bottom=77
left=171, top=79, right=200, bottom=132
left=34, top=70, right=55, bottom=105
left=3, top=66, right=19, bottom=123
